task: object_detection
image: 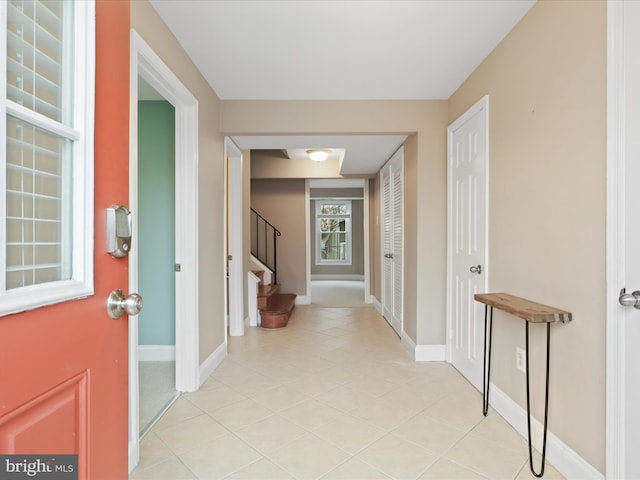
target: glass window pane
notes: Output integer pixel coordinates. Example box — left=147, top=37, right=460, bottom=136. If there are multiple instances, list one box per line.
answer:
left=320, top=232, right=347, bottom=261
left=320, top=204, right=348, bottom=215
left=6, top=0, right=71, bottom=123
left=6, top=115, right=72, bottom=289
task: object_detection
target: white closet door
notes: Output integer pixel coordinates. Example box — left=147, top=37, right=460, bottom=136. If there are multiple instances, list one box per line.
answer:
left=382, top=164, right=393, bottom=323
left=381, top=148, right=403, bottom=336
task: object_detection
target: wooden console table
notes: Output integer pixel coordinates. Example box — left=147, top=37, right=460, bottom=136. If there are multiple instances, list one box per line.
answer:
left=474, top=293, right=572, bottom=478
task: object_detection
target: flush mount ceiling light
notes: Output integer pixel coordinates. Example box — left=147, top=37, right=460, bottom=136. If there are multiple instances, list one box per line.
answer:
left=306, top=149, right=331, bottom=162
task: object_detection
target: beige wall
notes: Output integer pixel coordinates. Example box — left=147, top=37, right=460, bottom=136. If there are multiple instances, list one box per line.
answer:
left=449, top=0, right=606, bottom=472
left=131, top=1, right=226, bottom=364
left=222, top=101, right=449, bottom=346
left=251, top=179, right=307, bottom=296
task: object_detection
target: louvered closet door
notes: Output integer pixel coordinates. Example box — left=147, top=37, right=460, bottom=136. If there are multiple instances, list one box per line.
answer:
left=381, top=148, right=403, bottom=336
left=391, top=163, right=403, bottom=334
left=381, top=165, right=392, bottom=324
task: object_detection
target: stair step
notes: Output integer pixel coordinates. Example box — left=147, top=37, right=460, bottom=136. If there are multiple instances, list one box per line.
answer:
left=260, top=293, right=296, bottom=329
left=257, top=284, right=280, bottom=310
left=251, top=270, right=265, bottom=284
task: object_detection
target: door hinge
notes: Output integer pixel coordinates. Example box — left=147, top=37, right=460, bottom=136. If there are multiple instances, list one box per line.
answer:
left=228, top=255, right=233, bottom=261
left=175, top=264, right=181, bottom=272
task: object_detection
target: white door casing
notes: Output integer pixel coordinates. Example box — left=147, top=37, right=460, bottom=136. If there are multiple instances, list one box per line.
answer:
left=606, top=2, right=640, bottom=478
left=447, top=95, right=489, bottom=392
left=381, top=147, right=404, bottom=336
left=129, top=30, right=200, bottom=472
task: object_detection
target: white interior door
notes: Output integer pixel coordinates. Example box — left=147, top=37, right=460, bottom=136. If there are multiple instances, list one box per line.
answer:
left=225, top=138, right=244, bottom=337
left=381, top=148, right=403, bottom=336
left=607, top=3, right=640, bottom=477
left=447, top=96, right=488, bottom=391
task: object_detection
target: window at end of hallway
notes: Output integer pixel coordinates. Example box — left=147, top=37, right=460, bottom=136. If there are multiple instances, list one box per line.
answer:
left=316, top=199, right=352, bottom=265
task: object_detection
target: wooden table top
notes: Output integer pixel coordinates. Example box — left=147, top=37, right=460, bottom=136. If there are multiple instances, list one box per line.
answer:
left=474, top=293, right=572, bottom=323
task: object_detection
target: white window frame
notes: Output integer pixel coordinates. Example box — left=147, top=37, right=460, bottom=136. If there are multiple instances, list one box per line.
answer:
left=0, top=0, right=95, bottom=316
left=315, top=199, right=352, bottom=266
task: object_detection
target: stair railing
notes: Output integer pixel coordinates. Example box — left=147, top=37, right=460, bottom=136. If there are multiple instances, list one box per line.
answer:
left=250, top=208, right=281, bottom=284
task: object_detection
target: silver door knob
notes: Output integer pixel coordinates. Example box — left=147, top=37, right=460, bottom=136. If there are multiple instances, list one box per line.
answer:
left=618, top=288, right=640, bottom=309
left=470, top=265, right=483, bottom=274
left=107, top=289, right=143, bottom=319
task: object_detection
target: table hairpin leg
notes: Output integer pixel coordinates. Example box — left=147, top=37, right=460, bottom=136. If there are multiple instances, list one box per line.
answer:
left=525, top=321, right=551, bottom=478
left=482, top=304, right=493, bottom=416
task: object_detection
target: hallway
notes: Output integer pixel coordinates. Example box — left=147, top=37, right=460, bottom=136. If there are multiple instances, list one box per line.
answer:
left=130, top=306, right=563, bottom=479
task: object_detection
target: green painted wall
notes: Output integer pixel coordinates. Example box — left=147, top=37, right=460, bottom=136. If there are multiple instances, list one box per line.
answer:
left=138, top=101, right=175, bottom=346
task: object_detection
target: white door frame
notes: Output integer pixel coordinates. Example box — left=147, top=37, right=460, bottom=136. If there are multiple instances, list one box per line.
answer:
left=128, top=30, right=200, bottom=472
left=606, top=2, right=632, bottom=477
left=445, top=95, right=489, bottom=391
left=304, top=179, right=371, bottom=305
left=225, top=138, right=244, bottom=336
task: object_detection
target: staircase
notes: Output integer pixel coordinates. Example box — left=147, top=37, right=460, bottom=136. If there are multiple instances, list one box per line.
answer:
left=253, top=270, right=296, bottom=329
left=250, top=209, right=296, bottom=328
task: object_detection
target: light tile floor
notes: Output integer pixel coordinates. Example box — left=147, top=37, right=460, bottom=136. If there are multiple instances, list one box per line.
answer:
left=130, top=305, right=564, bottom=480
left=139, top=360, right=179, bottom=435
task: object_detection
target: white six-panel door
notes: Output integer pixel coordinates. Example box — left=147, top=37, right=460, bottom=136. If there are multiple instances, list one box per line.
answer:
left=381, top=148, right=404, bottom=336
left=447, top=96, right=489, bottom=391
left=607, top=2, right=640, bottom=477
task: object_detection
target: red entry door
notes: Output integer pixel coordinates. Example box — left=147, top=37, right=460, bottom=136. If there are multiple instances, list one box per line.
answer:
left=0, top=2, right=131, bottom=479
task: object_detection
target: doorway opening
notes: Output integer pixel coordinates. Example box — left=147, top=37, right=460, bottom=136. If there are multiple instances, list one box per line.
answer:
left=136, top=84, right=179, bottom=435
left=307, top=179, right=368, bottom=308
left=129, top=30, right=200, bottom=472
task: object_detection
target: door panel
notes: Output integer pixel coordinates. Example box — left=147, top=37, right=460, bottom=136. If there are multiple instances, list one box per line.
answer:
left=381, top=148, right=403, bottom=336
left=391, top=164, right=403, bottom=333
left=622, top=3, right=640, bottom=475
left=382, top=165, right=392, bottom=322
left=448, top=96, right=488, bottom=391
left=0, top=3, right=130, bottom=479
left=0, top=372, right=88, bottom=455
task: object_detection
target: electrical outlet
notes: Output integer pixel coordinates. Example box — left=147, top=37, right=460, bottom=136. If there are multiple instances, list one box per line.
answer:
left=516, top=347, right=526, bottom=373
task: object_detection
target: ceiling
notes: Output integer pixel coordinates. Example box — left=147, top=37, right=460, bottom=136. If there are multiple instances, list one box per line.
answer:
left=148, top=0, right=536, bottom=175
left=231, top=135, right=408, bottom=175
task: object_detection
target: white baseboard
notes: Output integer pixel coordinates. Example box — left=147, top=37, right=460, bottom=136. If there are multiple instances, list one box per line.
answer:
left=138, top=345, right=176, bottom=362
left=401, top=333, right=446, bottom=361
left=367, top=296, right=382, bottom=314
left=311, top=274, right=365, bottom=281
left=415, top=344, right=446, bottom=361
left=295, top=295, right=310, bottom=305
left=198, top=341, right=227, bottom=388
left=489, top=384, right=603, bottom=479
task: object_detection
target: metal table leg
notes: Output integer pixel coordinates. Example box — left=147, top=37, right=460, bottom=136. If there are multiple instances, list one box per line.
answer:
left=525, top=322, right=551, bottom=477
left=483, top=305, right=493, bottom=416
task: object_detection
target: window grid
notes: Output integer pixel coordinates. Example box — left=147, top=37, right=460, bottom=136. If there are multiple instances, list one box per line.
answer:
left=316, top=200, right=352, bottom=265
left=6, top=115, right=67, bottom=289
left=6, top=0, right=64, bottom=122
left=4, top=0, right=75, bottom=290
